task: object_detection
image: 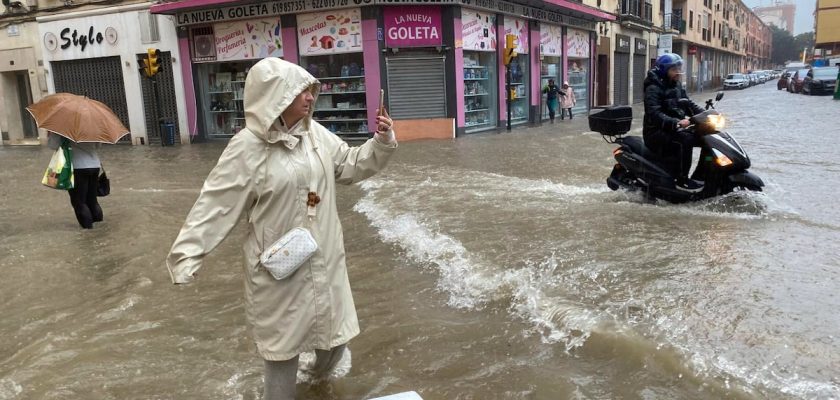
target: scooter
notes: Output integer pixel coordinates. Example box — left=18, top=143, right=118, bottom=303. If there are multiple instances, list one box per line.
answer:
left=589, top=92, right=764, bottom=203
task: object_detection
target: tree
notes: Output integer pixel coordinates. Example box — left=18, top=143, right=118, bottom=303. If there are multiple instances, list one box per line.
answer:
left=770, top=25, right=797, bottom=65
left=793, top=31, right=816, bottom=60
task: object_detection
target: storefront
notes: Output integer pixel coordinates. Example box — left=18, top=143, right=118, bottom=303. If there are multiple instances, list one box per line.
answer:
left=37, top=4, right=189, bottom=145
left=382, top=5, right=451, bottom=140
left=0, top=21, right=43, bottom=146
left=461, top=9, right=498, bottom=133
left=539, top=23, right=563, bottom=121
left=566, top=28, right=592, bottom=115
left=298, top=9, right=369, bottom=137
left=190, top=16, right=284, bottom=138
left=154, top=0, right=611, bottom=139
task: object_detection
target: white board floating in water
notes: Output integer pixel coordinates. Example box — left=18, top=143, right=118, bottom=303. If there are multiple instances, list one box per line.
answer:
left=369, top=392, right=423, bottom=400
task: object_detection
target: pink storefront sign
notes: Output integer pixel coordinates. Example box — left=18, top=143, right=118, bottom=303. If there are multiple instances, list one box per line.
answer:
left=383, top=6, right=442, bottom=48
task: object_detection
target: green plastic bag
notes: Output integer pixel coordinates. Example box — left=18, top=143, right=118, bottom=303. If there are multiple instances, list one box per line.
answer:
left=42, top=140, right=74, bottom=190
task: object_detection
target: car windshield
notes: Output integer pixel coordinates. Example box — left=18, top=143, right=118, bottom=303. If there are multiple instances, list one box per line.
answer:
left=812, top=69, right=837, bottom=79
left=727, top=74, right=744, bottom=79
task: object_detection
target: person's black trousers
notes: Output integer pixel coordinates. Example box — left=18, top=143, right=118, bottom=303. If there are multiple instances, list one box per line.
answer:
left=646, top=130, right=702, bottom=181
left=68, top=168, right=103, bottom=229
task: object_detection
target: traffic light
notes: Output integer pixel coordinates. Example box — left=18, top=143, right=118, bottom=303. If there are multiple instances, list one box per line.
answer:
left=147, top=48, right=161, bottom=76
left=503, top=34, right=518, bottom=66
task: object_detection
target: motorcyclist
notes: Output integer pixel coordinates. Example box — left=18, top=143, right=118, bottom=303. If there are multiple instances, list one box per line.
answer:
left=643, top=53, right=706, bottom=191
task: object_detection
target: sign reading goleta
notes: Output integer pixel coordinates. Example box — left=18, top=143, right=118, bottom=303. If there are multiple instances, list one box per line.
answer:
left=175, top=0, right=595, bottom=29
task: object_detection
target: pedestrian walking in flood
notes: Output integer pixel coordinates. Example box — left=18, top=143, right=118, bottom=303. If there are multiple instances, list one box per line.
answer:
left=47, top=132, right=103, bottom=229
left=165, top=58, right=397, bottom=400
left=542, top=79, right=563, bottom=123
left=560, top=81, right=576, bottom=120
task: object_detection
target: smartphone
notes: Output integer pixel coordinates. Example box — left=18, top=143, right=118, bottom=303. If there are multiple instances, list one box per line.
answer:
left=378, top=89, right=385, bottom=116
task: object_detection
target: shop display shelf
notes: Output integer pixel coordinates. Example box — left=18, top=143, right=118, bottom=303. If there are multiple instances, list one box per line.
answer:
left=508, top=82, right=524, bottom=85
left=540, top=75, right=556, bottom=79
left=317, top=75, right=365, bottom=80
left=464, top=78, right=488, bottom=81
left=320, top=91, right=366, bottom=95
left=465, top=93, right=489, bottom=97
left=465, top=108, right=489, bottom=113
left=464, top=65, right=487, bottom=68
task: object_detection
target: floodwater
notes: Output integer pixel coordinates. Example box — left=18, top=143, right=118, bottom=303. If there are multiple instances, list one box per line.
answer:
left=1, top=83, right=838, bottom=399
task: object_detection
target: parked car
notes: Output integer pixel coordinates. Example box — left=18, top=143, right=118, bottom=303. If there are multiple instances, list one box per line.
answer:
left=724, top=73, right=749, bottom=90
left=748, top=73, right=758, bottom=86
left=787, top=69, right=810, bottom=93
left=777, top=70, right=792, bottom=90
left=802, top=67, right=838, bottom=95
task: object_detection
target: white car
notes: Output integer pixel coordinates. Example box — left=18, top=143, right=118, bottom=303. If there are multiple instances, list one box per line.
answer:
left=724, top=73, right=749, bottom=90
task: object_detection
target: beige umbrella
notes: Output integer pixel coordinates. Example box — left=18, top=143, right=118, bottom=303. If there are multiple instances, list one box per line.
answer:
left=26, top=93, right=130, bottom=144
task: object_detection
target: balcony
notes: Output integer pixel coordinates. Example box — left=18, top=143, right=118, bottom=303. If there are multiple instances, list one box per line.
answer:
left=618, top=0, right=654, bottom=28
left=663, top=12, right=686, bottom=34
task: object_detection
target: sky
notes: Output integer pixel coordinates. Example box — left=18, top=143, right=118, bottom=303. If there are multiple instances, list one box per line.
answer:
left=742, top=0, right=815, bottom=35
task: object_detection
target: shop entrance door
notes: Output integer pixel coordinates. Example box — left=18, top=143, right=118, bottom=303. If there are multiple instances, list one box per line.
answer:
left=613, top=52, right=630, bottom=105
left=597, top=54, right=609, bottom=106
left=385, top=55, right=446, bottom=119
left=633, top=54, right=646, bottom=103
left=15, top=71, right=37, bottom=139
left=52, top=56, right=131, bottom=142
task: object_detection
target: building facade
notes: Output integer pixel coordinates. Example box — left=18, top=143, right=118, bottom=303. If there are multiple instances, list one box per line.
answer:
left=1, top=0, right=191, bottom=146
left=815, top=0, right=840, bottom=56
left=657, top=0, right=771, bottom=92
left=754, top=2, right=795, bottom=34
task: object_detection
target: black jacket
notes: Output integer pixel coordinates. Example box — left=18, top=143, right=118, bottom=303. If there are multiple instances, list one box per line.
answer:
left=642, top=70, right=704, bottom=143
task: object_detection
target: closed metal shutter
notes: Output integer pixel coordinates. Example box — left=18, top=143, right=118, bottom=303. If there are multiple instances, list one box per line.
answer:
left=51, top=56, right=131, bottom=142
left=385, top=55, right=446, bottom=119
left=633, top=54, right=647, bottom=103
left=139, top=51, right=181, bottom=145
left=613, top=52, right=630, bottom=105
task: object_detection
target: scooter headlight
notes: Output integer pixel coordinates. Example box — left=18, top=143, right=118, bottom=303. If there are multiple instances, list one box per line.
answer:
left=707, top=114, right=725, bottom=130
left=712, top=149, right=733, bottom=167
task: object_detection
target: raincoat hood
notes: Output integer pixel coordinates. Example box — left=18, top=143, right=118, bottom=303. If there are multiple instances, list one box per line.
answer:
left=245, top=58, right=320, bottom=143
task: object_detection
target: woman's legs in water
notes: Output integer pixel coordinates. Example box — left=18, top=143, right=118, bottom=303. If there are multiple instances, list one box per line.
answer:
left=262, top=345, right=346, bottom=400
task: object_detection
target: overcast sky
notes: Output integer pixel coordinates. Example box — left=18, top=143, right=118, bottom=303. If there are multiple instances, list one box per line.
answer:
left=741, top=0, right=815, bottom=35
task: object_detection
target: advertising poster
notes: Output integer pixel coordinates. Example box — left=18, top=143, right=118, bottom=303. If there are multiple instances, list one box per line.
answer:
left=504, top=17, right=528, bottom=54
left=384, top=6, right=442, bottom=48
left=297, top=9, right=363, bottom=56
left=540, top=24, right=562, bottom=57
left=566, top=28, right=590, bottom=58
left=214, top=18, right=284, bottom=61
left=461, top=9, right=496, bottom=52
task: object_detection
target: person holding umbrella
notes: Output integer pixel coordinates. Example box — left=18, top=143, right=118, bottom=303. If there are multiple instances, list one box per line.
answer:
left=28, top=93, right=130, bottom=229
left=47, top=132, right=102, bottom=228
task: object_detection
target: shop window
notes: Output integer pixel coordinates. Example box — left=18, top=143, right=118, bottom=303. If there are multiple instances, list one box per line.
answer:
left=195, top=60, right=256, bottom=138
left=463, top=51, right=498, bottom=133
left=301, top=52, right=368, bottom=135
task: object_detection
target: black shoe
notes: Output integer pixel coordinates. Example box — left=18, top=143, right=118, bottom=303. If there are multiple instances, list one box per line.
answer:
left=675, top=179, right=703, bottom=193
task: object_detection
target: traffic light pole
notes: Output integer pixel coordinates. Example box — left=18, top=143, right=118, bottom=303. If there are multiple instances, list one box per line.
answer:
left=505, top=65, right=512, bottom=131
left=152, top=75, right=166, bottom=146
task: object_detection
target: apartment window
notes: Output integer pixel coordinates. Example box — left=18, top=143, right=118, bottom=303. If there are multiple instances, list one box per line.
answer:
left=689, top=10, right=694, bottom=29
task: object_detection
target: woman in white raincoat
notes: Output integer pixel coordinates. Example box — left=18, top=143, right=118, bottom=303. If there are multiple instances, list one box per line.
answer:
left=165, top=58, right=397, bottom=399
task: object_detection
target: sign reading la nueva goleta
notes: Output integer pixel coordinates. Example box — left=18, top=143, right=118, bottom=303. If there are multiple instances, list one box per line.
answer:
left=384, top=6, right=442, bottom=47
left=175, top=0, right=595, bottom=30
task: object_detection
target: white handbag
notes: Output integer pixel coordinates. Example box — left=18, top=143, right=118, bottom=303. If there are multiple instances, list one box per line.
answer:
left=260, top=227, right=318, bottom=280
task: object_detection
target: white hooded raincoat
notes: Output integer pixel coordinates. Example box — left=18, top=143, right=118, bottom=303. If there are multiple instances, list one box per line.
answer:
left=166, top=58, right=396, bottom=361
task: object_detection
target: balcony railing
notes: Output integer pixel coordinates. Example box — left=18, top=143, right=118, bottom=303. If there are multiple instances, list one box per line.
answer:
left=663, top=12, right=685, bottom=33
left=619, top=0, right=654, bottom=26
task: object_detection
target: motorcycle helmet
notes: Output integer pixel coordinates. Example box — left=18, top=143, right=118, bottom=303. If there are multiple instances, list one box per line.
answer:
left=655, top=53, right=683, bottom=78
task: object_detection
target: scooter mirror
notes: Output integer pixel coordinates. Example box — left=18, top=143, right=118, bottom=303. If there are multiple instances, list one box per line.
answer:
left=715, top=91, right=724, bottom=101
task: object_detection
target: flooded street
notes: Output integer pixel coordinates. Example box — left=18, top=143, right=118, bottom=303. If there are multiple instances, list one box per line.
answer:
left=2, top=83, right=839, bottom=399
